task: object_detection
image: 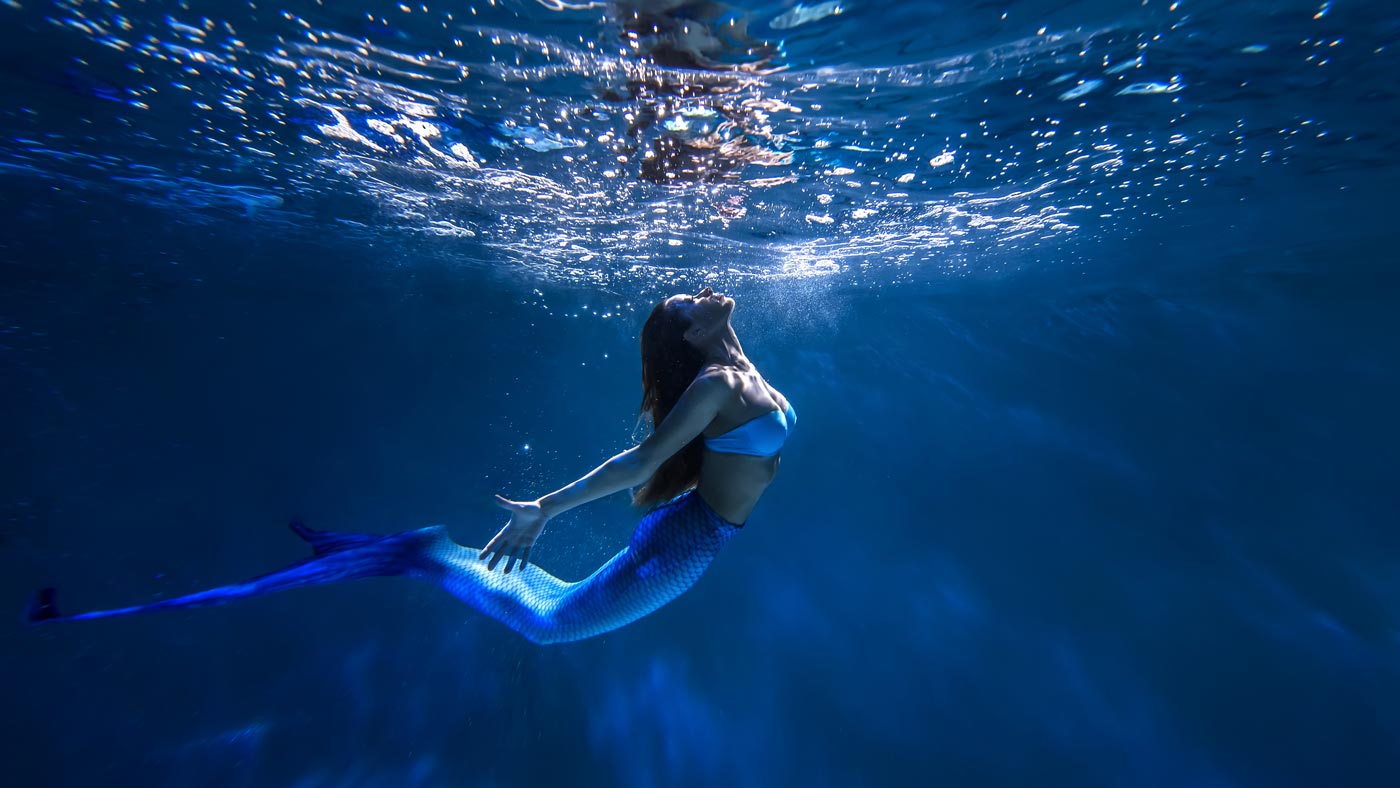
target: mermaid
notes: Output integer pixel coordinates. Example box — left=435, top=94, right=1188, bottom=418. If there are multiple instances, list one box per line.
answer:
left=26, top=287, right=795, bottom=644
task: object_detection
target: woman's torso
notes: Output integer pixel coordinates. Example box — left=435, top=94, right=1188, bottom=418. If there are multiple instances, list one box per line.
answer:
left=694, top=364, right=793, bottom=525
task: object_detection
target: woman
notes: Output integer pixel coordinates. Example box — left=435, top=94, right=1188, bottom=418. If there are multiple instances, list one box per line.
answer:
left=27, top=287, right=796, bottom=644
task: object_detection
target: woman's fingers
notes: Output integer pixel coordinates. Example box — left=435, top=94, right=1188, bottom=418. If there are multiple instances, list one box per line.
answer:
left=486, top=542, right=509, bottom=571
left=507, top=543, right=533, bottom=575
left=478, top=530, right=504, bottom=561
left=489, top=540, right=525, bottom=572
left=480, top=539, right=535, bottom=574
left=479, top=504, right=538, bottom=572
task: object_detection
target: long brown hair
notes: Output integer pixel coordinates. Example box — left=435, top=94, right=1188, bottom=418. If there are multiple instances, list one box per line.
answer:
left=632, top=297, right=707, bottom=508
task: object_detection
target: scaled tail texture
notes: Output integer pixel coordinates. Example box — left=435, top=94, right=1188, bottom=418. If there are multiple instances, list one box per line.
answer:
left=23, top=493, right=740, bottom=643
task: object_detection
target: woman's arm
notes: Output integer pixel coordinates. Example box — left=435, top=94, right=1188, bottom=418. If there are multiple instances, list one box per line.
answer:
left=481, top=373, right=729, bottom=573
left=536, top=446, right=649, bottom=520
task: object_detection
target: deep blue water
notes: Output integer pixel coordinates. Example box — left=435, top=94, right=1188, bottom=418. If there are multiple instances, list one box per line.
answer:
left=3, top=1, right=1399, bottom=786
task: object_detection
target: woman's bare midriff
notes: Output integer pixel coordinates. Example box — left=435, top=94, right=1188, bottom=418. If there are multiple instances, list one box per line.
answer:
left=691, top=364, right=789, bottom=524
left=696, top=450, right=779, bottom=525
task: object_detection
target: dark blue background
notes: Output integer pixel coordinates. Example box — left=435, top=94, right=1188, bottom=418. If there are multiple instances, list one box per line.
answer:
left=5, top=168, right=1398, bottom=786
left=4, top=0, right=1400, bottom=786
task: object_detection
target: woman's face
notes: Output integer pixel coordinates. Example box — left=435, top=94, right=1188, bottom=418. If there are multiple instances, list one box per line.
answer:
left=668, top=286, right=734, bottom=340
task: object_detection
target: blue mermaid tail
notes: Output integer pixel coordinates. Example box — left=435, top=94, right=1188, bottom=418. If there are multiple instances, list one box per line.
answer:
left=26, top=490, right=741, bottom=645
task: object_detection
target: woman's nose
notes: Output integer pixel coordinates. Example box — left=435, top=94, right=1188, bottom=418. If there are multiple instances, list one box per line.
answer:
left=698, top=287, right=713, bottom=297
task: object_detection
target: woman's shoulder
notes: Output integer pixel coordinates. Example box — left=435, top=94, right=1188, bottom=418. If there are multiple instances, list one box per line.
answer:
left=696, top=364, right=789, bottom=411
left=688, top=367, right=741, bottom=399
left=697, top=362, right=757, bottom=389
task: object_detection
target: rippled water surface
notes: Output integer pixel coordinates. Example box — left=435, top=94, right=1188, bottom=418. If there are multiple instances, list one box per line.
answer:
left=6, top=0, right=1395, bottom=284
left=3, top=1, right=1399, bottom=787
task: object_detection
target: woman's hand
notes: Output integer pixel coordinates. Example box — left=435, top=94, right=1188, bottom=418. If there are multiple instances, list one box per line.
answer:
left=480, top=494, right=549, bottom=574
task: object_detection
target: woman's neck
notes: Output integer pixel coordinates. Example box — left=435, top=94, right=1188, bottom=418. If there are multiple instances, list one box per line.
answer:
left=697, top=324, right=749, bottom=370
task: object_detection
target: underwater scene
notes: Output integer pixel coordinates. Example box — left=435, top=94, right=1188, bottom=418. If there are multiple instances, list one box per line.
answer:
left=2, top=0, right=1398, bottom=785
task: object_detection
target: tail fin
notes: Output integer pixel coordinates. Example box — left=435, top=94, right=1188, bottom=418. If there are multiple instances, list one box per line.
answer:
left=288, top=519, right=384, bottom=557
left=26, top=587, right=60, bottom=624
left=21, top=524, right=441, bottom=628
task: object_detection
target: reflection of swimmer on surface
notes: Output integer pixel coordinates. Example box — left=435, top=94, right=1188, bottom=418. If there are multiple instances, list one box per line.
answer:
left=608, top=0, right=778, bottom=69
left=595, top=1, right=794, bottom=184
left=28, top=288, right=797, bottom=645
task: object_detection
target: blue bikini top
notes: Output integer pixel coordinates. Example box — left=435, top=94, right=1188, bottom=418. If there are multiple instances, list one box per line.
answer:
left=702, top=403, right=797, bottom=457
